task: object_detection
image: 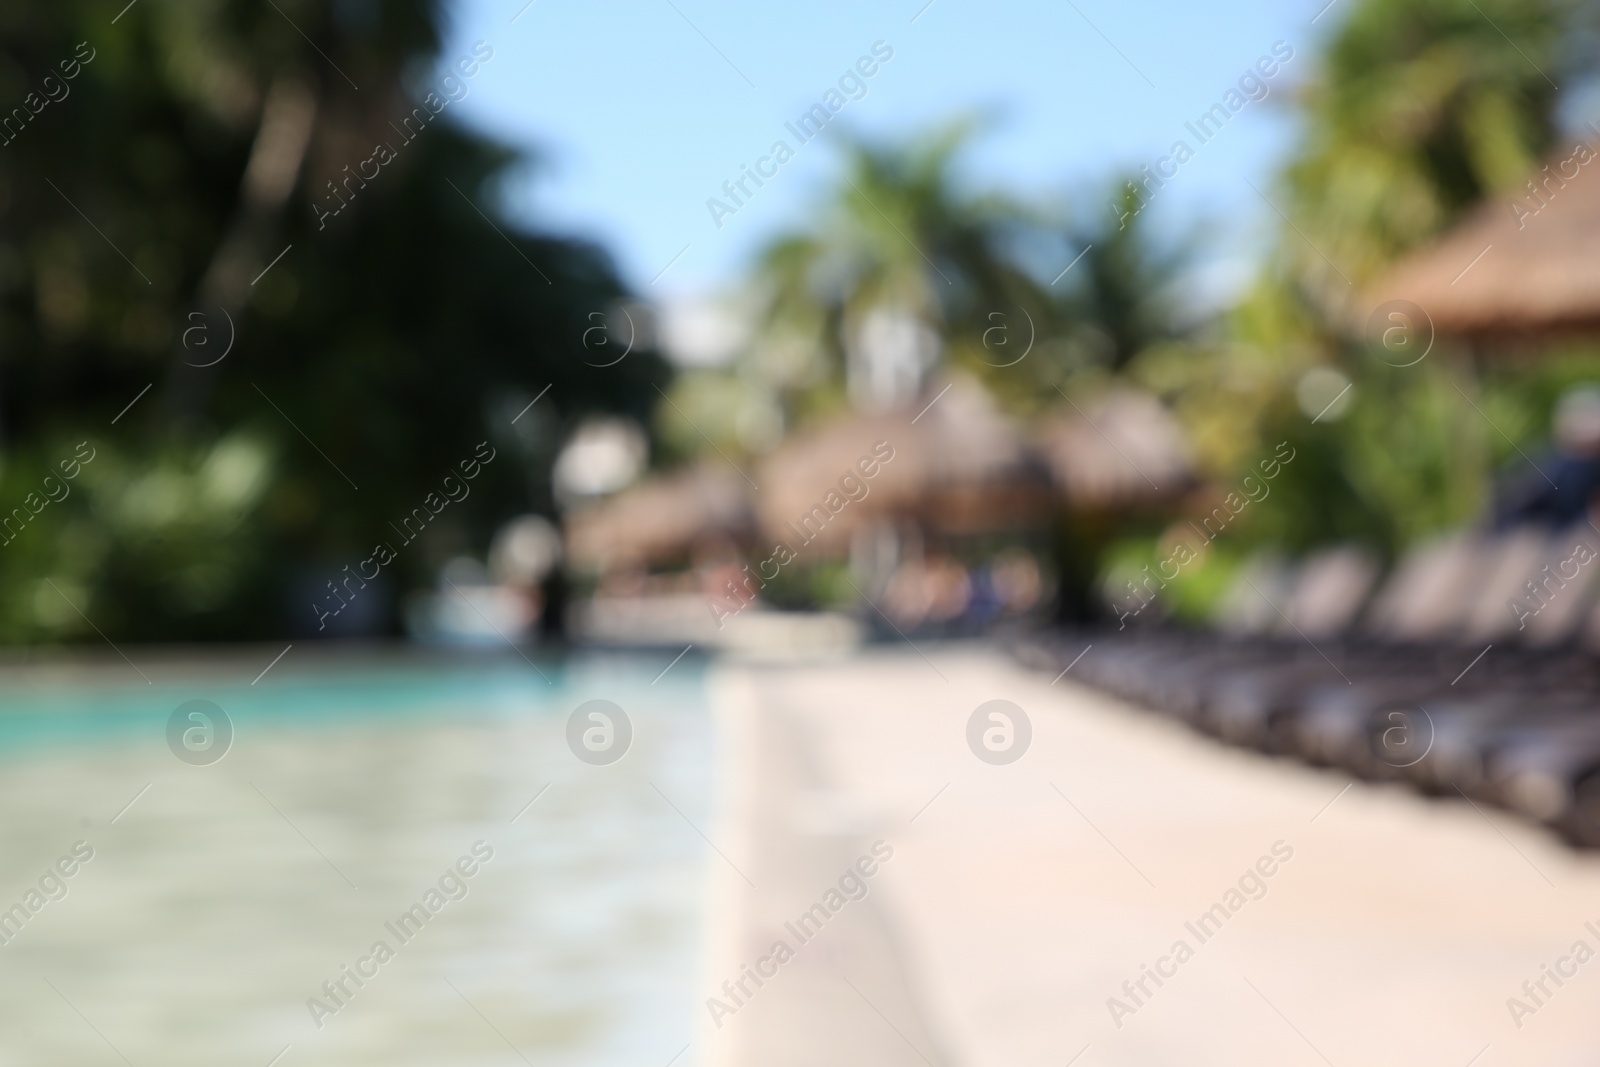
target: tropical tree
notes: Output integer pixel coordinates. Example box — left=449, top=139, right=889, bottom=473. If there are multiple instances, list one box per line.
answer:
left=1106, top=0, right=1583, bottom=613
left=1066, top=181, right=1193, bottom=374
left=0, top=0, right=668, bottom=643
left=1281, top=0, right=1568, bottom=310
left=740, top=122, right=1053, bottom=424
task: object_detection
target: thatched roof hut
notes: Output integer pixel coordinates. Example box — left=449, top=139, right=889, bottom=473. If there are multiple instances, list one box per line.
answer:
left=754, top=375, right=1051, bottom=553
left=568, top=379, right=1195, bottom=574
left=1032, top=387, right=1193, bottom=511
left=1369, top=142, right=1600, bottom=338
left=564, top=463, right=753, bottom=572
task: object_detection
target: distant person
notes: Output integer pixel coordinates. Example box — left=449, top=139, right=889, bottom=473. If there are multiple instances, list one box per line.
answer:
left=1494, top=385, right=1600, bottom=530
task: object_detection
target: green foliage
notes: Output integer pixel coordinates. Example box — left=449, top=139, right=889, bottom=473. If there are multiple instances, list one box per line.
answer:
left=725, top=123, right=1195, bottom=446
left=1282, top=0, right=1566, bottom=302
left=1123, top=0, right=1589, bottom=626
left=1100, top=536, right=1249, bottom=625
left=0, top=1, right=669, bottom=642
left=744, top=121, right=1056, bottom=422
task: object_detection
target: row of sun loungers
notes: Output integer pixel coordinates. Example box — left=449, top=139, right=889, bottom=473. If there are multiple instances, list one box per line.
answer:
left=1019, top=524, right=1600, bottom=847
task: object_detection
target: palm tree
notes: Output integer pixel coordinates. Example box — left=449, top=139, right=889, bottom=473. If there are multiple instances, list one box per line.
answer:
left=746, top=121, right=1051, bottom=418
left=1064, top=180, right=1192, bottom=374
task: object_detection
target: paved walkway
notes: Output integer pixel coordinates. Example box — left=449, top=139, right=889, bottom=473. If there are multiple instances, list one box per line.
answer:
left=703, top=646, right=1600, bottom=1067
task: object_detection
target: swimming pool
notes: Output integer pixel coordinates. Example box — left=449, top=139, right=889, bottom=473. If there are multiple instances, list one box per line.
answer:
left=0, top=649, right=713, bottom=1067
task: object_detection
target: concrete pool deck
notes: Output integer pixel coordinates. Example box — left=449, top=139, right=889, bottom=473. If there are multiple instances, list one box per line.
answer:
left=702, top=646, right=1600, bottom=1066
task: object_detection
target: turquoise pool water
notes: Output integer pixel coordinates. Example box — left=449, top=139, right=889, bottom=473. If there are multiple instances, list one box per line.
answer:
left=0, top=650, right=715, bottom=1067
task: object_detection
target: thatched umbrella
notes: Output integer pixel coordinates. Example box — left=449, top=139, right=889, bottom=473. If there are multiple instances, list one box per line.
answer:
left=1032, top=386, right=1194, bottom=511
left=754, top=375, right=1051, bottom=553
left=1369, top=143, right=1600, bottom=338
left=564, top=463, right=753, bottom=573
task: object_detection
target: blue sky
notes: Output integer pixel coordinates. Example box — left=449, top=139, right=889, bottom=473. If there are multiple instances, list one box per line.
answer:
left=438, top=0, right=1338, bottom=301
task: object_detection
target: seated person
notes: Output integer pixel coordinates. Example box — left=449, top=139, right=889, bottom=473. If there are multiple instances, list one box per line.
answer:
left=1494, top=385, right=1600, bottom=530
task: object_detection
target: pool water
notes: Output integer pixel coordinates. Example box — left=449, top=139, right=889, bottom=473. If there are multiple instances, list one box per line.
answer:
left=0, top=651, right=713, bottom=1067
